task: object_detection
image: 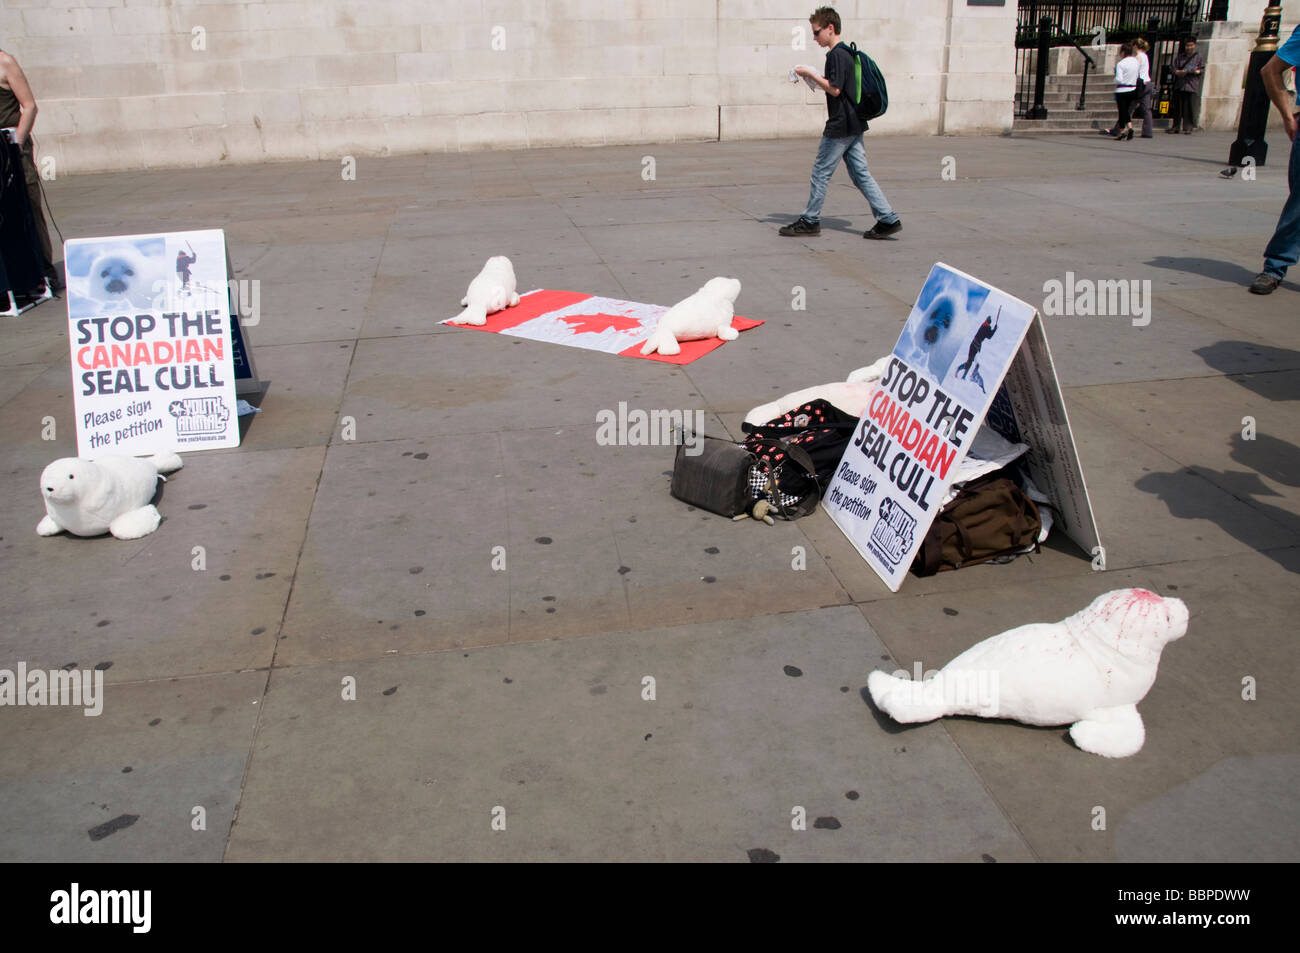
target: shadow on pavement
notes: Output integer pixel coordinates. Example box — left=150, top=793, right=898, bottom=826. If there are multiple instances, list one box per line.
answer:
left=1232, top=432, right=1300, bottom=488
left=1136, top=466, right=1300, bottom=573
left=1146, top=255, right=1299, bottom=293
left=1195, top=341, right=1300, bottom=401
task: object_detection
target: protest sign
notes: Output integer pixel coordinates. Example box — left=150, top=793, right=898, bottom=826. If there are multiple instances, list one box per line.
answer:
left=65, top=229, right=240, bottom=456
left=223, top=238, right=260, bottom=395
left=985, top=316, right=1103, bottom=566
left=824, top=262, right=1100, bottom=591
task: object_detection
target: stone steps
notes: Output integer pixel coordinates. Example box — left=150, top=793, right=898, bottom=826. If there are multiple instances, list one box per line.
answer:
left=1013, top=74, right=1173, bottom=134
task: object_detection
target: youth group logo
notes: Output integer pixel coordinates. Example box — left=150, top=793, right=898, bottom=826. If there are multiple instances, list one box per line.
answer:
left=868, top=497, right=917, bottom=570
left=168, top=396, right=231, bottom=439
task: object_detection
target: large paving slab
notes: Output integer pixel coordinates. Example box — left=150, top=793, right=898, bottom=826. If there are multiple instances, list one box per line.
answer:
left=0, top=446, right=323, bottom=682
left=276, top=424, right=849, bottom=665
left=339, top=328, right=717, bottom=441
left=221, top=340, right=353, bottom=452
left=227, top=607, right=1033, bottom=862
left=1164, top=287, right=1300, bottom=350
left=247, top=276, right=373, bottom=347
left=1065, top=401, right=1298, bottom=569
left=1072, top=371, right=1300, bottom=525
left=0, top=671, right=265, bottom=863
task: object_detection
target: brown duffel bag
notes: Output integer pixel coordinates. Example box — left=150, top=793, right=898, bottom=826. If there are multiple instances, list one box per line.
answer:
left=912, top=472, right=1042, bottom=575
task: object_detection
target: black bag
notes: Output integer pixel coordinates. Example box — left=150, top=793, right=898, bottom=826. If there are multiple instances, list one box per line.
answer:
left=911, top=471, right=1043, bottom=575
left=670, top=399, right=858, bottom=522
left=842, top=41, right=889, bottom=122
left=742, top=435, right=822, bottom=520
left=741, top=399, right=860, bottom=511
left=670, top=436, right=754, bottom=518
left=668, top=434, right=821, bottom=521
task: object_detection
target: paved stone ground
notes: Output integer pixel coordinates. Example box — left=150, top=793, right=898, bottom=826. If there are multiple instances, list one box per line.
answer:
left=2, top=132, right=1298, bottom=862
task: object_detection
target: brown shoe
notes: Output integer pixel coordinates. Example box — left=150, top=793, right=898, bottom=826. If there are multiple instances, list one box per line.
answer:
left=1249, top=272, right=1282, bottom=295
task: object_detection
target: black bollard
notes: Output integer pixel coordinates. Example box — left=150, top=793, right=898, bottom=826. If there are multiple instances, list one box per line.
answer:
left=1228, top=4, right=1284, bottom=169
left=1028, top=16, right=1050, bottom=120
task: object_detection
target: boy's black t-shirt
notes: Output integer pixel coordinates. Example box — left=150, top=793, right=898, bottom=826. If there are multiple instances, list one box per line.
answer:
left=823, top=42, right=865, bottom=138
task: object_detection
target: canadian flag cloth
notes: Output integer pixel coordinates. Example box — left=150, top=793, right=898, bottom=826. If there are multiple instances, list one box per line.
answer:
left=441, top=289, right=763, bottom=365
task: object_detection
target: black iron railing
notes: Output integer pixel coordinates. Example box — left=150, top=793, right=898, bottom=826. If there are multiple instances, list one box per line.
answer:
left=1014, top=1, right=1212, bottom=120
left=1016, top=22, right=1099, bottom=119
left=1015, top=1, right=1214, bottom=47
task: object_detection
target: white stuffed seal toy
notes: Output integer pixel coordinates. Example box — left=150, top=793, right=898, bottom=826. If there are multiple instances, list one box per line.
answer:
left=37, top=451, right=183, bottom=540
left=640, top=276, right=742, bottom=356
left=867, top=589, right=1189, bottom=758
left=448, top=255, right=520, bottom=326
left=744, top=357, right=890, bottom=426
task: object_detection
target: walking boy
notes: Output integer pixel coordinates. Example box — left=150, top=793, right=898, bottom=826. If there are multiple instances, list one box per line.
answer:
left=779, top=7, right=901, bottom=239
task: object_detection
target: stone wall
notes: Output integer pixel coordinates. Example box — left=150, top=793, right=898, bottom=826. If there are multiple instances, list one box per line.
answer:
left=5, top=0, right=1019, bottom=174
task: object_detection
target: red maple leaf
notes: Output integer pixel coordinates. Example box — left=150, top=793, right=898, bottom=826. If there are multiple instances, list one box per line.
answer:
left=560, top=313, right=643, bottom=335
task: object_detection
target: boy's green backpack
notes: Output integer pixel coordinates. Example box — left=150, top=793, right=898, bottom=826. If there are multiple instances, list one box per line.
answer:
left=844, top=41, right=888, bottom=122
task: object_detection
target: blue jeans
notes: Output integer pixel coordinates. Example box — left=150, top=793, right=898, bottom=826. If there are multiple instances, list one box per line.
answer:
left=1263, top=129, right=1300, bottom=279
left=800, top=135, right=899, bottom=225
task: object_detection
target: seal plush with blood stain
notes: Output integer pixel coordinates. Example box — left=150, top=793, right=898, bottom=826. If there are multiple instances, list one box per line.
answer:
left=867, top=589, right=1189, bottom=758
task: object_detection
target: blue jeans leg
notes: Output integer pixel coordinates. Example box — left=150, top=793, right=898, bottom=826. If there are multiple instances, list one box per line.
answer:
left=842, top=136, right=899, bottom=224
left=799, top=136, right=850, bottom=224
left=1262, top=132, right=1300, bottom=279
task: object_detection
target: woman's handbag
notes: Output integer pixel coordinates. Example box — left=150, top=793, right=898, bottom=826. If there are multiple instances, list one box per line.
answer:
left=670, top=436, right=755, bottom=518
left=669, top=434, right=822, bottom=521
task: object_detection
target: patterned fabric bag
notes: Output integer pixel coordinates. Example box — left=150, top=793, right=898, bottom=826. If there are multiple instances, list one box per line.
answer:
left=740, top=399, right=860, bottom=519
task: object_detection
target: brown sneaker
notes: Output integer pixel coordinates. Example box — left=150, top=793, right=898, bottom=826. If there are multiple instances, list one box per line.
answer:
left=1249, top=272, right=1282, bottom=295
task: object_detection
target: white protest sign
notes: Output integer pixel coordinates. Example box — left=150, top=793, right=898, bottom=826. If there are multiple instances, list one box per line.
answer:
left=65, top=229, right=239, bottom=456
left=824, top=263, right=1038, bottom=591
left=986, top=315, right=1103, bottom=564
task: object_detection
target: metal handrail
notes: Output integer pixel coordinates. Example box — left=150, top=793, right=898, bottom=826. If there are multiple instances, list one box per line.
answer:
left=1024, top=16, right=1102, bottom=118
left=1049, top=28, right=1097, bottom=67
left=1047, top=25, right=1096, bottom=110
